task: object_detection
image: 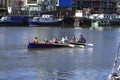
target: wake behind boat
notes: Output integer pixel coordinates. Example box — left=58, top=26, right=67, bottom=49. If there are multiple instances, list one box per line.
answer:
left=29, top=14, right=63, bottom=26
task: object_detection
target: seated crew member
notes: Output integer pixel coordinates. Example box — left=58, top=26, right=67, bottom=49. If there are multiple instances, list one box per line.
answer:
left=64, top=36, right=68, bottom=43
left=77, top=35, right=86, bottom=43
left=61, top=36, right=66, bottom=43
left=44, top=38, right=49, bottom=42
left=52, top=37, right=58, bottom=43
left=61, top=36, right=68, bottom=43
left=71, top=36, right=76, bottom=42
left=33, top=37, right=39, bottom=43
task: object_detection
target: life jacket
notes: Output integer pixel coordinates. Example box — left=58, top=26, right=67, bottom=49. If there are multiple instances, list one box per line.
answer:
left=33, top=38, right=38, bottom=43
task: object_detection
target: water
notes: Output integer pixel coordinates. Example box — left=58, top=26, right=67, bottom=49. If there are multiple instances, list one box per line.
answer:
left=0, top=27, right=120, bottom=80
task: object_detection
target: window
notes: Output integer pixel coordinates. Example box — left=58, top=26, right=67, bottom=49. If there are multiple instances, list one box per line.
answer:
left=28, top=0, right=37, bottom=4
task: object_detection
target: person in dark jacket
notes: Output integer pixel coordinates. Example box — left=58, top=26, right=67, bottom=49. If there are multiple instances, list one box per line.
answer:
left=78, top=35, right=86, bottom=43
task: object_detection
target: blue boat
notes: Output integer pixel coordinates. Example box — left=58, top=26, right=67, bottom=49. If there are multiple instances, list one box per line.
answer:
left=0, top=16, right=29, bottom=26
left=29, top=15, right=63, bottom=26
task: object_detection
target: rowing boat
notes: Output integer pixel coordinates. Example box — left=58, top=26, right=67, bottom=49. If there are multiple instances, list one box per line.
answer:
left=27, top=41, right=94, bottom=49
left=28, top=42, right=72, bottom=48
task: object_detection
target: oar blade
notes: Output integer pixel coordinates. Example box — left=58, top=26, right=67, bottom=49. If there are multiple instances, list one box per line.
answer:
left=68, top=44, right=75, bottom=47
left=79, top=45, right=85, bottom=48
left=86, top=43, right=94, bottom=46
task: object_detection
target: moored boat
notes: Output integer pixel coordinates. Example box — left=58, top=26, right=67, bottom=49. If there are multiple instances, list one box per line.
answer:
left=29, top=14, right=63, bottom=26
left=0, top=16, right=29, bottom=26
left=28, top=42, right=72, bottom=48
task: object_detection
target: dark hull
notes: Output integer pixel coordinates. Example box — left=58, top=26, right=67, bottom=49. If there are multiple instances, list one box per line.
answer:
left=29, top=21, right=63, bottom=27
left=28, top=42, right=69, bottom=48
left=0, top=21, right=29, bottom=27
left=68, top=42, right=85, bottom=46
left=0, top=16, right=29, bottom=27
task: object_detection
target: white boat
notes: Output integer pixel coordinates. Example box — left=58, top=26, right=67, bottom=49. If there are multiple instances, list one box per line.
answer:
left=108, top=43, right=120, bottom=80
left=29, top=14, right=63, bottom=26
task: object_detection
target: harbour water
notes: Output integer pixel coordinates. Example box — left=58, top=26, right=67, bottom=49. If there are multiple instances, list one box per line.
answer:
left=0, top=26, right=120, bottom=80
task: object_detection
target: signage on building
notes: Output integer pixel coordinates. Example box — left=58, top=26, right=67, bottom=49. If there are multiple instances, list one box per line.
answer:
left=56, top=0, right=72, bottom=7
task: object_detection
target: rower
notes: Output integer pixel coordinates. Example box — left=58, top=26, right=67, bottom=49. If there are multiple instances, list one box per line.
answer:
left=61, top=36, right=68, bottom=43
left=44, top=38, right=49, bottom=42
left=65, top=36, right=68, bottom=43
left=61, top=36, right=65, bottom=43
left=33, top=37, right=39, bottom=43
left=71, top=36, right=76, bottom=42
left=77, top=35, right=86, bottom=43
left=51, top=37, right=58, bottom=43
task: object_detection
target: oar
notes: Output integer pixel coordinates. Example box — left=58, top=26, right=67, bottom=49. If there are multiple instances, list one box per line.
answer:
left=76, top=43, right=94, bottom=47
left=68, top=44, right=85, bottom=48
left=60, top=43, right=75, bottom=48
left=68, top=44, right=75, bottom=48
left=85, top=43, right=94, bottom=47
left=79, top=45, right=85, bottom=48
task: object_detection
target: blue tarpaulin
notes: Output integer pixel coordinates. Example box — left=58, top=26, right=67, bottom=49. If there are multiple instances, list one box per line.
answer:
left=57, top=0, right=72, bottom=7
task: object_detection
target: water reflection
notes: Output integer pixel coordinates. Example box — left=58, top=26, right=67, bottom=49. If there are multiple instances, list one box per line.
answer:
left=38, top=69, right=74, bottom=80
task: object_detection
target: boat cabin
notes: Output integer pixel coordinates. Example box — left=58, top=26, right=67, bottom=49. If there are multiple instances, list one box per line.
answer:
left=41, top=15, right=53, bottom=19
left=32, top=14, right=63, bottom=22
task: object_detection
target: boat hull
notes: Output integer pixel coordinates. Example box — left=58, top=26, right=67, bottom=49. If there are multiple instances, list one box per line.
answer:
left=0, top=21, right=28, bottom=26
left=0, top=16, right=29, bottom=26
left=68, top=42, right=85, bottom=46
left=28, top=42, right=69, bottom=48
left=29, top=21, right=63, bottom=26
